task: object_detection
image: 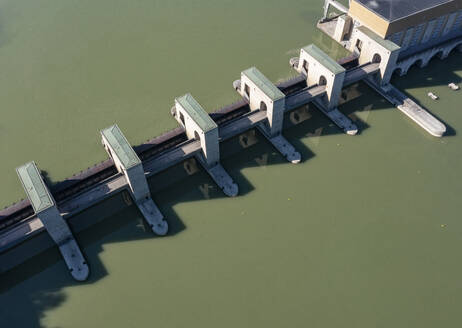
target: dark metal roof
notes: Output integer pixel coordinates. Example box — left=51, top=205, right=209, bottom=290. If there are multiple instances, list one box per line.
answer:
left=355, top=0, right=455, bottom=22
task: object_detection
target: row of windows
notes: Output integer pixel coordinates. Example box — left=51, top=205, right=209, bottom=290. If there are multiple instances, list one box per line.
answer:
left=387, top=10, right=462, bottom=51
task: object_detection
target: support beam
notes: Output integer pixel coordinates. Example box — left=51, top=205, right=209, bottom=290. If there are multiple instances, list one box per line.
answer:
left=16, top=162, right=89, bottom=281
left=101, top=124, right=168, bottom=235
left=172, top=93, right=238, bottom=196
left=349, top=26, right=401, bottom=84
left=234, top=67, right=301, bottom=163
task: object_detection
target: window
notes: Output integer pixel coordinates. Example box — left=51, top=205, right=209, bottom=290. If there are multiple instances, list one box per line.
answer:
left=179, top=112, right=185, bottom=125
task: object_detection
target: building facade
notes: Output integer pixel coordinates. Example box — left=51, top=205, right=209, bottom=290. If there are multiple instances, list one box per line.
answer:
left=348, top=0, right=462, bottom=58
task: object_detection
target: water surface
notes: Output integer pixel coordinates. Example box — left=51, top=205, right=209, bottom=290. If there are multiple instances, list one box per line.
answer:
left=1, top=1, right=461, bottom=327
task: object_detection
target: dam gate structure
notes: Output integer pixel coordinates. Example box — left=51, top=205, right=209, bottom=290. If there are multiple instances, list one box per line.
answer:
left=16, top=162, right=89, bottom=281
left=235, top=67, right=301, bottom=163
left=1, top=0, right=461, bottom=280
left=172, top=93, right=238, bottom=197
left=101, top=124, right=168, bottom=236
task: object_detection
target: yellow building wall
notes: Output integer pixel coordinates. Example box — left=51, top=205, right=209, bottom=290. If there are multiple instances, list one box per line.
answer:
left=348, top=0, right=390, bottom=38
left=349, top=0, right=462, bottom=38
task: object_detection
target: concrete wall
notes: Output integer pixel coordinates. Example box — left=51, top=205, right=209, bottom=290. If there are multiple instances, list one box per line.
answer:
left=298, top=49, right=345, bottom=110
left=386, top=9, right=462, bottom=58
left=37, top=206, right=70, bottom=245
left=395, top=37, right=462, bottom=76
left=239, top=74, right=285, bottom=137
left=350, top=28, right=400, bottom=84
left=174, top=104, right=220, bottom=166
left=333, top=15, right=352, bottom=42
left=102, top=136, right=151, bottom=201
left=348, top=0, right=390, bottom=38
left=125, top=165, right=150, bottom=201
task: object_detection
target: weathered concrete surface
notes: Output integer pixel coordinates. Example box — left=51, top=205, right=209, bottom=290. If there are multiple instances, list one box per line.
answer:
left=201, top=163, right=239, bottom=197
left=365, top=79, right=446, bottom=137
left=136, top=198, right=168, bottom=235
left=343, top=63, right=380, bottom=86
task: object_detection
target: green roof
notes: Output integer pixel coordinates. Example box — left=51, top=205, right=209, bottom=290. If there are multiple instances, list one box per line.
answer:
left=175, top=94, right=217, bottom=132
left=357, top=26, right=400, bottom=52
left=242, top=67, right=285, bottom=101
left=16, top=162, right=54, bottom=213
left=101, top=124, right=141, bottom=169
left=302, top=44, right=346, bottom=75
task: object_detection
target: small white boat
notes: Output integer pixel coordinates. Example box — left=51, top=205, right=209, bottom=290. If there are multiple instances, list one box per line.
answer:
left=448, top=82, right=460, bottom=91
left=427, top=92, right=439, bottom=100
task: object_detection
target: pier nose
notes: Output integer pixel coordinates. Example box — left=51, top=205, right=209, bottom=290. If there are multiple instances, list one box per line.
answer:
left=152, top=220, right=169, bottom=236
left=267, top=134, right=301, bottom=164
left=136, top=198, right=169, bottom=235
left=63, top=239, right=90, bottom=281
left=207, top=164, right=239, bottom=197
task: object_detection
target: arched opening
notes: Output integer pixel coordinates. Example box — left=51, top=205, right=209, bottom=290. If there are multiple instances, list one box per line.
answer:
left=319, top=75, right=327, bottom=86
left=391, top=67, right=403, bottom=82
left=260, top=101, right=267, bottom=111
left=194, top=131, right=200, bottom=141
left=447, top=43, right=462, bottom=57
left=355, top=38, right=363, bottom=52
left=372, top=53, right=382, bottom=63
left=393, top=67, right=403, bottom=77
left=302, top=60, right=309, bottom=75
left=179, top=112, right=185, bottom=126
left=408, top=59, right=424, bottom=73
left=434, top=50, right=445, bottom=60
left=244, top=84, right=250, bottom=99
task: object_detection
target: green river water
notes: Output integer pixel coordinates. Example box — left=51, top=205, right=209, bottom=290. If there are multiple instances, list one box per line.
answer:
left=1, top=0, right=462, bottom=327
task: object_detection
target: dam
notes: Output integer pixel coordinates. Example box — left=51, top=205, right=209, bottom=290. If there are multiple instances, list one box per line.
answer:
left=1, top=0, right=462, bottom=281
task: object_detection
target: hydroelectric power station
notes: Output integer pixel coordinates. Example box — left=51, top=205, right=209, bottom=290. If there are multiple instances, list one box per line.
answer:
left=1, top=0, right=462, bottom=280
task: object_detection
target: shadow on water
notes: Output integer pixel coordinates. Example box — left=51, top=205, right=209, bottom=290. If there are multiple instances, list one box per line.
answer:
left=339, top=51, right=462, bottom=136
left=390, top=51, right=462, bottom=136
left=1, top=51, right=461, bottom=327
left=0, top=108, right=326, bottom=327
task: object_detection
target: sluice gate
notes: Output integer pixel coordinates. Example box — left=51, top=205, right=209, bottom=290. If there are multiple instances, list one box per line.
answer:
left=2, top=1, right=461, bottom=279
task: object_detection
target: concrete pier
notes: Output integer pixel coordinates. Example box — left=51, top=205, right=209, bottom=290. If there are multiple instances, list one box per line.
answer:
left=2, top=9, right=459, bottom=274
left=16, top=162, right=89, bottom=281
left=291, top=44, right=358, bottom=135
left=173, top=93, right=238, bottom=196
left=101, top=124, right=168, bottom=235
left=364, top=79, right=446, bottom=137
left=313, top=98, right=359, bottom=135
left=235, top=67, right=301, bottom=163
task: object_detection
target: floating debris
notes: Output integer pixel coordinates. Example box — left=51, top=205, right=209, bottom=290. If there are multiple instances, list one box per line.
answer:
left=448, top=82, right=460, bottom=91
left=427, top=92, right=439, bottom=100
